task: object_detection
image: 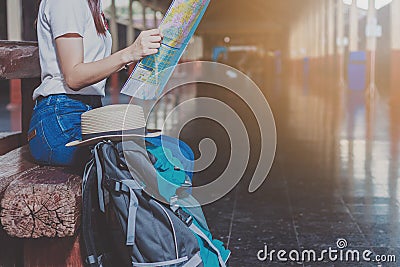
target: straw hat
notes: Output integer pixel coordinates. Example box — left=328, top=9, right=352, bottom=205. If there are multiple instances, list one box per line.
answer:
left=66, top=104, right=160, bottom=147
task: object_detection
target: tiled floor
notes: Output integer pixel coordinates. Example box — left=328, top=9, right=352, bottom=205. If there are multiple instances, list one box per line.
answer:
left=178, top=75, right=400, bottom=266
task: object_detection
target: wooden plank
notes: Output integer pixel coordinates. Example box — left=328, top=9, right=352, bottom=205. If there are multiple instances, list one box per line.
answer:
left=0, top=146, right=38, bottom=267
left=24, top=235, right=84, bottom=267
left=0, top=146, right=38, bottom=195
left=0, top=40, right=40, bottom=79
left=0, top=132, right=22, bottom=155
left=1, top=166, right=82, bottom=238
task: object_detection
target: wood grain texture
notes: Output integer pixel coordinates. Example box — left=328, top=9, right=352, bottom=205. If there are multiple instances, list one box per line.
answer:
left=0, top=146, right=38, bottom=266
left=1, top=166, right=82, bottom=238
left=0, top=41, right=40, bottom=79
left=0, top=146, right=38, bottom=195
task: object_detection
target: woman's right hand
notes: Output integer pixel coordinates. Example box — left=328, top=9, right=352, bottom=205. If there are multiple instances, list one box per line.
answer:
left=54, top=29, right=163, bottom=90
left=123, top=28, right=163, bottom=63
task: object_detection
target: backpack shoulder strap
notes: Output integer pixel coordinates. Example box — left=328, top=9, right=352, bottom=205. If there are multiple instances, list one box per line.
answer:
left=82, top=146, right=102, bottom=266
left=94, top=141, right=144, bottom=246
left=93, top=142, right=106, bottom=212
left=170, top=197, right=227, bottom=267
left=188, top=223, right=227, bottom=267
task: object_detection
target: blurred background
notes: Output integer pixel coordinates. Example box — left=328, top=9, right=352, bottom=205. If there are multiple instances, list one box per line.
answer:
left=1, top=0, right=399, bottom=131
left=2, top=0, right=400, bottom=265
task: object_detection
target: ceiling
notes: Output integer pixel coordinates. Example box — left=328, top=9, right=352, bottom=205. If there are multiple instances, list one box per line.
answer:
left=140, top=0, right=172, bottom=12
left=197, top=0, right=311, bottom=35
left=147, top=0, right=312, bottom=35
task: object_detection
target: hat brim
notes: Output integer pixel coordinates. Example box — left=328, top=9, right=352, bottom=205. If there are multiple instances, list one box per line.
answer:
left=65, top=131, right=161, bottom=147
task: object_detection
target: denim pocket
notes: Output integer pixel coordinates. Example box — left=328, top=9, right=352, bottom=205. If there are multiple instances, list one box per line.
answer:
left=55, top=98, right=91, bottom=140
left=28, top=120, right=52, bottom=165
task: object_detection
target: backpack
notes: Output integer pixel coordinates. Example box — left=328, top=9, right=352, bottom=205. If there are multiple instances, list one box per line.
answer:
left=81, top=138, right=230, bottom=267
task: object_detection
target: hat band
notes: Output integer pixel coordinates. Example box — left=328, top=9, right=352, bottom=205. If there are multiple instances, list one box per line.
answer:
left=82, top=127, right=146, bottom=141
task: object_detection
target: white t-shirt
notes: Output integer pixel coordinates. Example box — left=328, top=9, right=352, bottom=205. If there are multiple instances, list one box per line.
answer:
left=33, top=0, right=112, bottom=100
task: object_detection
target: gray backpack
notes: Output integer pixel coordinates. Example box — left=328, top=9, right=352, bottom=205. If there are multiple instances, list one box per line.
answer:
left=81, top=140, right=228, bottom=267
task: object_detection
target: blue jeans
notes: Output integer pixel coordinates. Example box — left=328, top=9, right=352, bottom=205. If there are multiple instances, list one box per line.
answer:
left=28, top=94, right=101, bottom=167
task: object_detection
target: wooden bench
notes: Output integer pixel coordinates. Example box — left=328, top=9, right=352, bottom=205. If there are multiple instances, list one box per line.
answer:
left=0, top=41, right=84, bottom=266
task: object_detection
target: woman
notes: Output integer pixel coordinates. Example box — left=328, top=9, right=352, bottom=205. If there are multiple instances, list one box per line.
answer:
left=28, top=0, right=162, bottom=167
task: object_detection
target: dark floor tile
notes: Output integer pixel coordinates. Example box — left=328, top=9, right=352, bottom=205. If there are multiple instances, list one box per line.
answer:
left=185, top=76, right=400, bottom=266
left=363, top=232, right=400, bottom=248
left=351, top=214, right=400, bottom=225
left=347, top=204, right=394, bottom=216
left=342, top=196, right=397, bottom=206
left=292, top=211, right=352, bottom=224
left=370, top=247, right=399, bottom=266
left=294, top=221, right=369, bottom=248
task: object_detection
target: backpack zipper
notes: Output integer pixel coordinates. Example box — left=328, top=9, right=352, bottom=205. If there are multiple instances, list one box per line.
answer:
left=154, top=201, right=179, bottom=259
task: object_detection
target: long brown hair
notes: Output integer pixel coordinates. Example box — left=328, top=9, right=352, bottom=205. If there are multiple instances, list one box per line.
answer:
left=36, top=0, right=106, bottom=35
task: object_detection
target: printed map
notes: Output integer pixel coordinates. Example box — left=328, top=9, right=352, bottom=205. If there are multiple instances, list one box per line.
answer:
left=121, top=0, right=210, bottom=99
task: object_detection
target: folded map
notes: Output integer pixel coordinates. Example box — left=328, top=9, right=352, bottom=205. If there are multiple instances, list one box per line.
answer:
left=121, top=0, right=210, bottom=100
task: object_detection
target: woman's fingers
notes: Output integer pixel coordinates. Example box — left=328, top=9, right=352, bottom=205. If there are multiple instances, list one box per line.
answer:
left=128, top=28, right=163, bottom=61
left=145, top=28, right=161, bottom=36
left=143, top=48, right=159, bottom=56
left=142, top=29, right=162, bottom=42
left=146, top=42, right=161, bottom=49
left=147, top=35, right=162, bottom=42
left=141, top=29, right=162, bottom=52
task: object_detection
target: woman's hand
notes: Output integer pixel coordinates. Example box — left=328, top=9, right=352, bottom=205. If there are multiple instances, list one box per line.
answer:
left=55, top=29, right=163, bottom=90
left=122, top=28, right=163, bottom=63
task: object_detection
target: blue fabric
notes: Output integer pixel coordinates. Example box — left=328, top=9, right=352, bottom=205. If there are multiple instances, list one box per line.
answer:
left=146, top=145, right=187, bottom=201
left=145, top=136, right=231, bottom=266
left=28, top=94, right=95, bottom=166
left=188, top=216, right=231, bottom=267
left=145, top=135, right=194, bottom=180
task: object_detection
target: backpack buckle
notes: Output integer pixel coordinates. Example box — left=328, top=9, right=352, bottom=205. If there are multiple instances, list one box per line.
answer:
left=104, top=179, right=125, bottom=193
left=85, top=255, right=97, bottom=265
left=174, top=207, right=193, bottom=227
left=114, top=181, right=123, bottom=192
